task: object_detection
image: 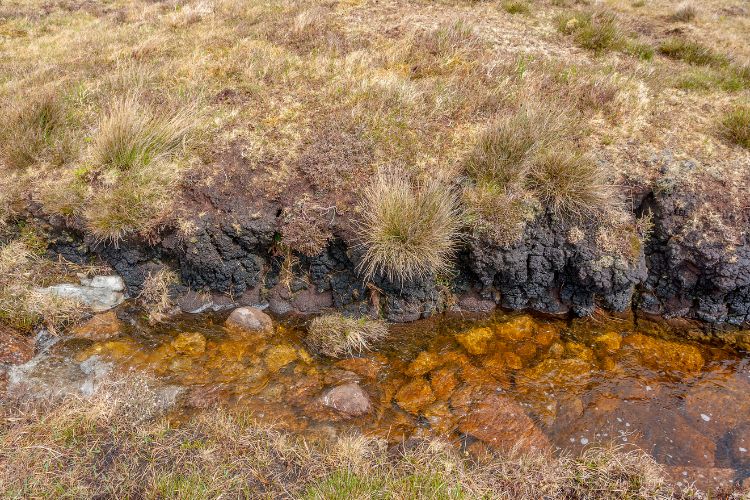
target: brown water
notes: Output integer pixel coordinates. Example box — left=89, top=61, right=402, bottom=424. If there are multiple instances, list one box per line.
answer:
left=50, top=308, right=750, bottom=488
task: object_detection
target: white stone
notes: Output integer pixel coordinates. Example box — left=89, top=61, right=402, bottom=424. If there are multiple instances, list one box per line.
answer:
left=81, top=275, right=125, bottom=292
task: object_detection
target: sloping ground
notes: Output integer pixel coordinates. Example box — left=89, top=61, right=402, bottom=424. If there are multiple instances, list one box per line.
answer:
left=1, top=0, right=749, bottom=325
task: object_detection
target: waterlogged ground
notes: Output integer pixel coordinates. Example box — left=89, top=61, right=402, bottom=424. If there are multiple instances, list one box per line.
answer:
left=11, top=308, right=750, bottom=490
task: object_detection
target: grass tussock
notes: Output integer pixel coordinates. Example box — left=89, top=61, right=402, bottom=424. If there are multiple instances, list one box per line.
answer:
left=670, top=2, right=697, bottom=22
left=658, top=38, right=729, bottom=67
left=138, top=268, right=179, bottom=323
left=720, top=104, right=750, bottom=149
left=82, top=95, right=193, bottom=243
left=556, top=10, right=623, bottom=53
left=529, top=150, right=614, bottom=220
left=92, top=95, right=190, bottom=171
left=356, top=170, right=463, bottom=283
left=306, top=313, right=388, bottom=358
left=463, top=105, right=615, bottom=244
left=502, top=1, right=531, bottom=15
left=0, top=380, right=678, bottom=498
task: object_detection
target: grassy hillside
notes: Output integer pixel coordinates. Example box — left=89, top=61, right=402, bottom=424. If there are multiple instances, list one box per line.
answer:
left=2, top=0, right=748, bottom=247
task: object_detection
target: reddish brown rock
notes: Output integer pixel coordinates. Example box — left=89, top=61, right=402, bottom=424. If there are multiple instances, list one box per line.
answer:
left=291, top=288, right=333, bottom=314
left=0, top=326, right=33, bottom=365
left=395, top=378, right=435, bottom=414
left=457, top=293, right=495, bottom=313
left=458, top=394, right=550, bottom=451
left=71, top=311, right=123, bottom=341
left=320, top=383, right=372, bottom=417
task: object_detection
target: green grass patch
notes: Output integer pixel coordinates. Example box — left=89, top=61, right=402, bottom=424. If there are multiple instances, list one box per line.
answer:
left=658, top=38, right=729, bottom=67
left=720, top=104, right=750, bottom=149
left=502, top=1, right=531, bottom=15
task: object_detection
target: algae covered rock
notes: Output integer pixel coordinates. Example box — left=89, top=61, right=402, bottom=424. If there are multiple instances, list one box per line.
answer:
left=494, top=315, right=536, bottom=341
left=395, top=377, right=435, bottom=414
left=622, top=333, right=704, bottom=373
left=171, top=332, right=206, bottom=356
left=265, top=344, right=298, bottom=372
left=405, top=351, right=442, bottom=377
left=455, top=327, right=494, bottom=355
left=594, top=331, right=622, bottom=353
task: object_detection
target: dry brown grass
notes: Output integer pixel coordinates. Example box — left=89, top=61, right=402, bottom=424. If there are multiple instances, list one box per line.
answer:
left=0, top=90, right=69, bottom=171
left=670, top=2, right=697, bottom=22
left=0, top=378, right=681, bottom=498
left=138, top=268, right=179, bottom=323
left=463, top=103, right=617, bottom=240
left=356, top=170, right=463, bottom=283
left=306, top=313, right=389, bottom=358
left=529, top=150, right=615, bottom=221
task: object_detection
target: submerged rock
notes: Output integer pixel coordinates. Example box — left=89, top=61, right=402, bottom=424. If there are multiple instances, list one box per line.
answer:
left=458, top=394, right=550, bottom=451
left=594, top=331, right=622, bottom=353
left=724, top=422, right=750, bottom=468
left=320, top=383, right=371, bottom=417
left=395, top=378, right=435, bottom=414
left=494, top=315, right=536, bottom=341
left=622, top=333, right=704, bottom=373
left=225, top=307, right=273, bottom=333
left=264, top=344, right=298, bottom=372
left=455, top=327, right=494, bottom=355
left=71, top=311, right=124, bottom=341
left=171, top=332, right=206, bottom=356
left=405, top=351, right=442, bottom=377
